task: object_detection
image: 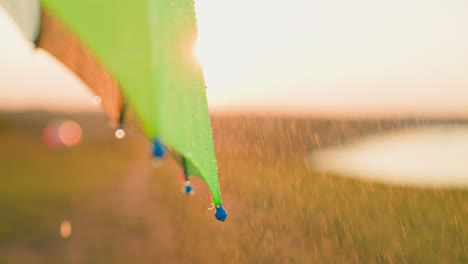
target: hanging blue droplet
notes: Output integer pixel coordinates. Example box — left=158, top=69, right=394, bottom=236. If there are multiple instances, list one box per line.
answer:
left=185, top=184, right=193, bottom=194
left=215, top=204, right=228, bottom=222
left=152, top=139, right=165, bottom=158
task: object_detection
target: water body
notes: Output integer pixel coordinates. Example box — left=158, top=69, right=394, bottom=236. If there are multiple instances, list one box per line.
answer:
left=312, top=125, right=468, bottom=188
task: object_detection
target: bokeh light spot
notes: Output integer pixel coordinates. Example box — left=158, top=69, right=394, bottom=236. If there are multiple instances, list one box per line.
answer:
left=115, top=128, right=125, bottom=139
left=44, top=120, right=83, bottom=148
left=60, top=220, right=72, bottom=239
left=92, top=95, right=102, bottom=105
left=58, top=121, right=83, bottom=147
left=43, top=124, right=62, bottom=148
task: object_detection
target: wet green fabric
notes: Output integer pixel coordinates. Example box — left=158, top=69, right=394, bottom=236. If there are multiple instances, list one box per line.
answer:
left=39, top=0, right=222, bottom=206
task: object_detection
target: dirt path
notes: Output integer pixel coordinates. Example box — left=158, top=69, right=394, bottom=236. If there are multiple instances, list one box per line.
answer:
left=63, top=150, right=180, bottom=263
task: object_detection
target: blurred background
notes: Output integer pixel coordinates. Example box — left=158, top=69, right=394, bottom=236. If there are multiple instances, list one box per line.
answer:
left=1, top=0, right=468, bottom=263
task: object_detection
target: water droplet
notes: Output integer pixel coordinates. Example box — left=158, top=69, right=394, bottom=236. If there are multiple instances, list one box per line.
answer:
left=115, top=128, right=126, bottom=139
left=60, top=220, right=72, bottom=238
left=92, top=96, right=102, bottom=105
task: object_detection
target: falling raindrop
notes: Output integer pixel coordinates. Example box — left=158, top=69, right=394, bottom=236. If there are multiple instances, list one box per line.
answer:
left=183, top=181, right=195, bottom=195
left=115, top=128, right=126, bottom=139
left=60, top=220, right=72, bottom=239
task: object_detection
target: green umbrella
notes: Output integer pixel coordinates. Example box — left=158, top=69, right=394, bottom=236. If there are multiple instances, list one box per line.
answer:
left=0, top=0, right=227, bottom=221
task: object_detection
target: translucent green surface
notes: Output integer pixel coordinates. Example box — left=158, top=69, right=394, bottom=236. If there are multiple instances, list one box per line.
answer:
left=40, top=0, right=222, bottom=206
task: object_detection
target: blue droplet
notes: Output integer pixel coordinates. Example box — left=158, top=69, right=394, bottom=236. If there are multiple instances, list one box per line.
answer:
left=152, top=139, right=165, bottom=158
left=215, top=205, right=228, bottom=222
left=185, top=184, right=193, bottom=194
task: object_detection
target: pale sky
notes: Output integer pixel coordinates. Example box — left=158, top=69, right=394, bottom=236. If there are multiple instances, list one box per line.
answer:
left=1, top=0, right=468, bottom=116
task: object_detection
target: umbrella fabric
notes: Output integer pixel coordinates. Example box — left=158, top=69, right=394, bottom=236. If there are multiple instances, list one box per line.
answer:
left=1, top=0, right=224, bottom=215
left=36, top=11, right=124, bottom=122
left=0, top=0, right=40, bottom=42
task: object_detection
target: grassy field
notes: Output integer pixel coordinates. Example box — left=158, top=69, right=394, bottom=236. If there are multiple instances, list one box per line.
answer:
left=0, top=111, right=467, bottom=263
